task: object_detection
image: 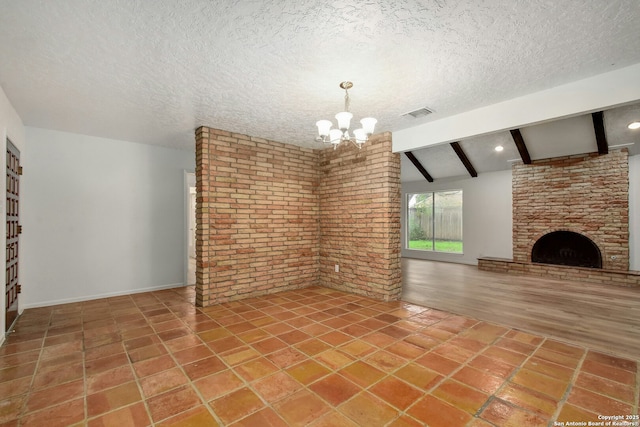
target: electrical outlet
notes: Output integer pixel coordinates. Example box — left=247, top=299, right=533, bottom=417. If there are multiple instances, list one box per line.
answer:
left=334, top=264, right=339, bottom=273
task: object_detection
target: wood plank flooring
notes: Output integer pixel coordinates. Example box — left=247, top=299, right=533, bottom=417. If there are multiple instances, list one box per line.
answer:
left=402, top=258, right=640, bottom=359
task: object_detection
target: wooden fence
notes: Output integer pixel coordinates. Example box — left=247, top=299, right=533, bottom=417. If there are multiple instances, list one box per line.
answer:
left=408, top=207, right=462, bottom=241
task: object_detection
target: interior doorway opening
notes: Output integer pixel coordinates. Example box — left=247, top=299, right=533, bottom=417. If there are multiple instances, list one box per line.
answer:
left=185, top=172, right=196, bottom=286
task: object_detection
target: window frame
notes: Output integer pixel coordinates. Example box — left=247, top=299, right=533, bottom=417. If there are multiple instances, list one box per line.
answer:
left=406, top=190, right=463, bottom=254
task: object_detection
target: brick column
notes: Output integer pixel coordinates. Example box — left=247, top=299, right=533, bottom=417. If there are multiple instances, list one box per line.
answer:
left=195, top=127, right=319, bottom=306
left=318, top=132, right=402, bottom=301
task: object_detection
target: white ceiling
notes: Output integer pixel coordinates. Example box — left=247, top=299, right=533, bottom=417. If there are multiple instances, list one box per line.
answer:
left=1, top=1, right=640, bottom=167
left=400, top=102, right=640, bottom=182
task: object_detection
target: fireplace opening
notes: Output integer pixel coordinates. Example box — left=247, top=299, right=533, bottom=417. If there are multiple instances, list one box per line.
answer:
left=531, top=231, right=602, bottom=268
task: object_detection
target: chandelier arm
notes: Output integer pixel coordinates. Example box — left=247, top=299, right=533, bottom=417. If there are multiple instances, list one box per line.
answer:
left=349, top=138, right=365, bottom=149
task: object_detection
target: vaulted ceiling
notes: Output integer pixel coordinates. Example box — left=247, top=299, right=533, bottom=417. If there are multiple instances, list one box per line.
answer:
left=401, top=102, right=640, bottom=182
left=1, top=1, right=639, bottom=176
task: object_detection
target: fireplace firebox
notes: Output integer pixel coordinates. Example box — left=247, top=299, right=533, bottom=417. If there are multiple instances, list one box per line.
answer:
left=531, top=231, right=602, bottom=268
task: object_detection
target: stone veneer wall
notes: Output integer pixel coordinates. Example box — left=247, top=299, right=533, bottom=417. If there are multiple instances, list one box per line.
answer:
left=512, top=150, right=629, bottom=270
left=479, top=149, right=637, bottom=287
left=195, top=127, right=319, bottom=306
left=478, top=257, right=640, bottom=287
left=195, top=128, right=402, bottom=306
left=318, top=132, right=402, bottom=301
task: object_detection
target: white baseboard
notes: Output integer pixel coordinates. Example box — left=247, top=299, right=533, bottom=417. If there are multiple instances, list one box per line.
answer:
left=21, top=282, right=186, bottom=309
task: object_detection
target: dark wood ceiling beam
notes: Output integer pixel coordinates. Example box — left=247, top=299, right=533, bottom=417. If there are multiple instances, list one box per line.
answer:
left=510, top=129, right=532, bottom=164
left=450, top=141, right=477, bottom=178
left=592, top=111, right=608, bottom=155
left=404, top=151, right=434, bottom=182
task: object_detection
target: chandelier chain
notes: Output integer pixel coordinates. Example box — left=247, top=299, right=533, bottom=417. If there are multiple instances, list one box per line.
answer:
left=344, top=88, right=350, bottom=112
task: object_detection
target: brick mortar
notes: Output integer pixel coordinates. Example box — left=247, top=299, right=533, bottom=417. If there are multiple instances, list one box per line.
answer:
left=195, top=126, right=320, bottom=305
left=478, top=258, right=640, bottom=287
left=512, top=150, right=629, bottom=271
left=318, top=132, right=402, bottom=301
left=195, top=128, right=401, bottom=306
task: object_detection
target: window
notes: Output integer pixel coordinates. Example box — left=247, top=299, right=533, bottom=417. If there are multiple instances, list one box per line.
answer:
left=407, top=190, right=463, bottom=253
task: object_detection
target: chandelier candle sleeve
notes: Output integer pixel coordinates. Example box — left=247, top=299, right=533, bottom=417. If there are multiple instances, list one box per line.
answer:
left=335, top=112, right=353, bottom=131
left=329, top=129, right=343, bottom=145
left=316, top=120, right=332, bottom=138
left=315, top=81, right=377, bottom=149
left=361, top=117, right=377, bottom=135
left=353, top=128, right=366, bottom=143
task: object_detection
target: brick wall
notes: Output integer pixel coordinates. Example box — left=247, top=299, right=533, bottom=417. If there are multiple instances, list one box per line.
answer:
left=318, top=132, right=402, bottom=301
left=195, top=127, right=319, bottom=306
left=512, top=150, right=629, bottom=270
left=478, top=257, right=640, bottom=287
left=195, top=128, right=402, bottom=305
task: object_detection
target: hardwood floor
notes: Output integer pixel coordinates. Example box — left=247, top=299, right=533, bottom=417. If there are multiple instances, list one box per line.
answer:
left=402, top=258, right=640, bottom=359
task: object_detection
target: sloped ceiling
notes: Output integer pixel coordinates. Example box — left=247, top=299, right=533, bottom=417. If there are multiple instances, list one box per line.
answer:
left=1, top=0, right=640, bottom=156
left=401, top=102, right=640, bottom=182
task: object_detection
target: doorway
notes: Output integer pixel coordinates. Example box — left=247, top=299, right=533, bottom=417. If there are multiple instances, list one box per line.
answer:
left=188, top=186, right=196, bottom=285
left=6, top=139, right=20, bottom=331
left=185, top=172, right=196, bottom=286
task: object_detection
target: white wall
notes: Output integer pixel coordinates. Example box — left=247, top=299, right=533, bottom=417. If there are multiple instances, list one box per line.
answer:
left=0, top=86, right=26, bottom=339
left=21, top=127, right=195, bottom=308
left=401, top=169, right=513, bottom=265
left=629, top=155, right=640, bottom=270
left=393, top=63, right=640, bottom=152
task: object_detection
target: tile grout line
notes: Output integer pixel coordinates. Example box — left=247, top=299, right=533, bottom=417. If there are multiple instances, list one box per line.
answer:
left=547, top=342, right=589, bottom=426
left=488, top=334, right=556, bottom=426
left=375, top=310, right=472, bottom=426
left=3, top=286, right=639, bottom=426
left=82, top=294, right=151, bottom=425
left=204, top=299, right=289, bottom=426
left=163, top=287, right=236, bottom=425
left=307, top=299, right=435, bottom=426
left=464, top=325, right=524, bottom=424
left=226, top=293, right=427, bottom=425
left=130, top=292, right=167, bottom=427
left=16, top=310, right=51, bottom=427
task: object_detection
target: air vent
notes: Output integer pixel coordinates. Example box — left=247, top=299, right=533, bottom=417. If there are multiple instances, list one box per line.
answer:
left=403, top=107, right=434, bottom=119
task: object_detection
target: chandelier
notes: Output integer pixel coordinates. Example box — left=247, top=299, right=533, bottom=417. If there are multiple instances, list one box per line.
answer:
left=315, top=81, right=377, bottom=149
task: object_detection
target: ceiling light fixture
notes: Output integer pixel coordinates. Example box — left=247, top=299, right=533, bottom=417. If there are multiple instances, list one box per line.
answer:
left=315, top=81, right=377, bottom=150
left=494, top=145, right=504, bottom=152
left=628, top=121, right=640, bottom=130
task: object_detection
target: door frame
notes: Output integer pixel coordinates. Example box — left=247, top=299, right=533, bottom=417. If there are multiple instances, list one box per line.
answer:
left=5, top=138, right=20, bottom=333
left=183, top=171, right=196, bottom=287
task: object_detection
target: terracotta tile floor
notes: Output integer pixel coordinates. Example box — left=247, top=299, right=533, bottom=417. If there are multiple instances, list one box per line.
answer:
left=1, top=286, right=638, bottom=426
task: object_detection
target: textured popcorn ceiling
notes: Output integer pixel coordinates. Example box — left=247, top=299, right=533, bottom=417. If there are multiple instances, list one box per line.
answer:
left=1, top=0, right=640, bottom=157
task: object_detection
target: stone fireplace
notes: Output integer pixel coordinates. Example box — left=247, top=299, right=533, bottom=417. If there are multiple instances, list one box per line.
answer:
left=479, top=149, right=640, bottom=287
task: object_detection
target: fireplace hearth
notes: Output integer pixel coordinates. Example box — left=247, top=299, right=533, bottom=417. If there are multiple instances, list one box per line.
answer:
left=531, top=231, right=602, bottom=268
left=479, top=150, right=636, bottom=286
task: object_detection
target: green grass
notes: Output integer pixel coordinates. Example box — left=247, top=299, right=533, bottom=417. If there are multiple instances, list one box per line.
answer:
left=408, top=240, right=463, bottom=253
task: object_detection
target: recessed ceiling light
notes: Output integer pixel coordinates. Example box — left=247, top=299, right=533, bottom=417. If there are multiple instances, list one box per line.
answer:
left=494, top=145, right=504, bottom=152
left=628, top=121, right=640, bottom=130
